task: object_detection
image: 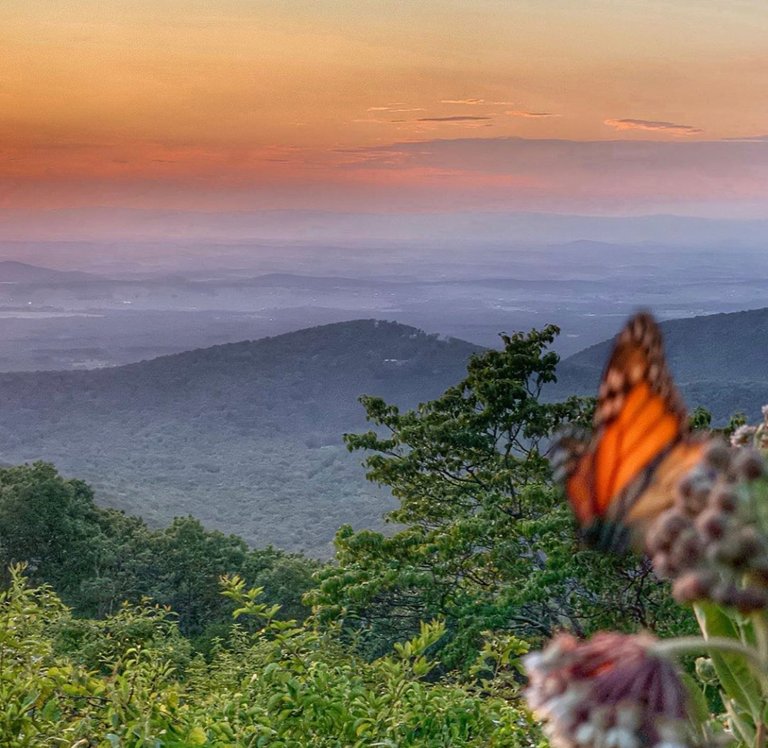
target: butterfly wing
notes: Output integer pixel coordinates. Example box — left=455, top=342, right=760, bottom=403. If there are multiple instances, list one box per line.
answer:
left=551, top=425, right=597, bottom=528
left=556, top=312, right=705, bottom=550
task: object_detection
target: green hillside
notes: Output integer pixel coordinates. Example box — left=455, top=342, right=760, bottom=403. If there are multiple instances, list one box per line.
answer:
left=552, top=307, right=768, bottom=422
left=4, top=308, right=768, bottom=557
left=0, top=320, right=481, bottom=556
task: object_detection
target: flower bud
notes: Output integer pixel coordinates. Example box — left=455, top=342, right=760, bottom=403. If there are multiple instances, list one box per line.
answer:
left=731, top=425, right=757, bottom=448
left=694, top=509, right=727, bottom=542
left=524, top=633, right=695, bottom=748
left=708, top=485, right=737, bottom=514
left=703, top=441, right=731, bottom=472
left=672, top=570, right=716, bottom=604
left=732, top=527, right=767, bottom=566
left=668, top=529, right=704, bottom=571
left=651, top=552, right=676, bottom=580
left=709, top=536, right=748, bottom=567
left=732, top=448, right=765, bottom=481
left=710, top=582, right=740, bottom=607
left=748, top=555, right=768, bottom=584
left=645, top=511, right=691, bottom=555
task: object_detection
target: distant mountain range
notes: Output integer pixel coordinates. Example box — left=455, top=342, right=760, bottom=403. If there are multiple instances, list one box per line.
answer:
left=0, top=320, right=480, bottom=555
left=552, top=307, right=768, bottom=422
left=0, top=260, right=101, bottom=284
left=1, top=309, right=766, bottom=555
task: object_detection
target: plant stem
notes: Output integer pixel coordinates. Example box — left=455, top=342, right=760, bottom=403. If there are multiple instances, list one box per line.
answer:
left=654, top=636, right=768, bottom=688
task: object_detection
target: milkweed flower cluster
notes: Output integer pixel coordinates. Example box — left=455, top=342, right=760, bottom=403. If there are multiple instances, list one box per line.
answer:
left=534, top=398, right=768, bottom=747
left=535, top=309, right=768, bottom=748
left=524, top=632, right=696, bottom=748
left=645, top=441, right=768, bottom=612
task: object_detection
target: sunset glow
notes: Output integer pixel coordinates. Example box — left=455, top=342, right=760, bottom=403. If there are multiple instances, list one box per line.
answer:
left=2, top=0, right=767, bottom=221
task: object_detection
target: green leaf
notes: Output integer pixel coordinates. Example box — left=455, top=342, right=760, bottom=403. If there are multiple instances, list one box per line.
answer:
left=695, top=602, right=764, bottom=721
left=186, top=726, right=208, bottom=745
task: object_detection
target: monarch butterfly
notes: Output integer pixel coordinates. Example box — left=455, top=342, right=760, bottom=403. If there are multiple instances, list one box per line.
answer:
left=552, top=311, right=707, bottom=552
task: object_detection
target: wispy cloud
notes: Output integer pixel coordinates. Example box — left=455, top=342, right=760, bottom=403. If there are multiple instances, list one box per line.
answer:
left=440, top=98, right=515, bottom=106
left=417, top=115, right=492, bottom=122
left=440, top=98, right=485, bottom=105
left=604, top=118, right=703, bottom=135
left=505, top=110, right=560, bottom=118
left=367, top=105, right=425, bottom=112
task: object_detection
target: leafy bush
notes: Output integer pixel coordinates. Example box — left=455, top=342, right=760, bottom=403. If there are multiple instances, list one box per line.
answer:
left=0, top=568, right=536, bottom=747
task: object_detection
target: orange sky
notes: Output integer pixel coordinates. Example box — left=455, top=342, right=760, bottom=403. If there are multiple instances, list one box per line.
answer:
left=2, top=0, right=767, bottom=217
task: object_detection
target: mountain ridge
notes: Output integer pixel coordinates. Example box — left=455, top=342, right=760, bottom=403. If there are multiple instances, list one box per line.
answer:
left=551, top=307, right=768, bottom=421
left=0, top=319, right=481, bottom=556
left=0, top=260, right=102, bottom=284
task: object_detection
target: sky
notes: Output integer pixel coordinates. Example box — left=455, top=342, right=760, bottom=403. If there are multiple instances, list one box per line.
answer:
left=2, top=0, right=767, bottom=226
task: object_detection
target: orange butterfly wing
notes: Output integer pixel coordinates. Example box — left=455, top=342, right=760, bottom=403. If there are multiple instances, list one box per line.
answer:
left=556, top=312, right=706, bottom=550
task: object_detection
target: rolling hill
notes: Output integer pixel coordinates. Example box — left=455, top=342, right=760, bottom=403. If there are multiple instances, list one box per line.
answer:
left=3, top=308, right=767, bottom=556
left=551, top=308, right=768, bottom=422
left=0, top=320, right=481, bottom=556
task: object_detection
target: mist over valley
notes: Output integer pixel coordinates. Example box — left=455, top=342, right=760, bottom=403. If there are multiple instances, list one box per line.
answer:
left=1, top=213, right=766, bottom=371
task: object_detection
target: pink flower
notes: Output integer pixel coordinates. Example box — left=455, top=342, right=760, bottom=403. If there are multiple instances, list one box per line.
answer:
left=524, top=632, right=695, bottom=747
left=730, top=425, right=757, bottom=447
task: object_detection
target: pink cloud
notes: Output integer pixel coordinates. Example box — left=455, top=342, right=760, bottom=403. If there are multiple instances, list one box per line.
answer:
left=440, top=98, right=485, bottom=105
left=440, top=99, right=515, bottom=106
left=417, top=115, right=492, bottom=122
left=4, top=135, right=766, bottom=218
left=330, top=136, right=768, bottom=212
left=506, top=110, right=560, bottom=118
left=604, top=118, right=703, bottom=136
left=366, top=106, right=425, bottom=112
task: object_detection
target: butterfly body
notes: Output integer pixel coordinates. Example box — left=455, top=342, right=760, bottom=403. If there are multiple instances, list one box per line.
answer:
left=553, top=312, right=706, bottom=552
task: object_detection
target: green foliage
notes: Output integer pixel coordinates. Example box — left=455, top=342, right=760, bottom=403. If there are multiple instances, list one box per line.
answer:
left=150, top=516, right=249, bottom=637
left=182, top=581, right=537, bottom=747
left=0, top=565, right=194, bottom=747
left=689, top=405, right=713, bottom=430
left=0, top=568, right=535, bottom=747
left=725, top=411, right=748, bottom=436
left=0, top=463, right=319, bottom=645
left=310, top=325, right=694, bottom=666
left=51, top=598, right=192, bottom=674
left=0, top=462, right=100, bottom=595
